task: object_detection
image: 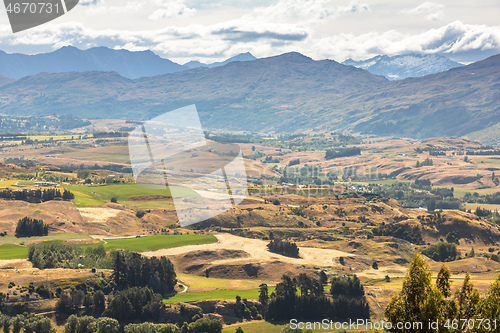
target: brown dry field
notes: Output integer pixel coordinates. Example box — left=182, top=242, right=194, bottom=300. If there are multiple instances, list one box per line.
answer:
left=143, top=233, right=354, bottom=267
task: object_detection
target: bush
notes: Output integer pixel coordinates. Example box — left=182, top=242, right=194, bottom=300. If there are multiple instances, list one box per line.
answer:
left=136, top=210, right=146, bottom=218
left=422, top=242, right=460, bottom=262
left=188, top=318, right=222, bottom=333
left=110, top=196, right=118, bottom=203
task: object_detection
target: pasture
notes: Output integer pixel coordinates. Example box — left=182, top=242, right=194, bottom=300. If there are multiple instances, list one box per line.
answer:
left=103, top=234, right=218, bottom=252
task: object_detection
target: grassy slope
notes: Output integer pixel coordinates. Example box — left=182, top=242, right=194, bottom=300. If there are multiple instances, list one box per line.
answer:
left=164, top=287, right=276, bottom=304
left=0, top=244, right=28, bottom=259
left=0, top=234, right=217, bottom=259
left=66, top=184, right=199, bottom=207
left=177, top=274, right=275, bottom=291
left=0, top=233, right=91, bottom=245
left=103, top=234, right=218, bottom=252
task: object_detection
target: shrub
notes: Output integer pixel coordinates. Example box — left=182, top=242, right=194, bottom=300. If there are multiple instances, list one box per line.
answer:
left=421, top=243, right=460, bottom=262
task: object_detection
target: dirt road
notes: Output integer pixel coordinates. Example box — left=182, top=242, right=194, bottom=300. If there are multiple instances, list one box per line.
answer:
left=142, top=234, right=354, bottom=267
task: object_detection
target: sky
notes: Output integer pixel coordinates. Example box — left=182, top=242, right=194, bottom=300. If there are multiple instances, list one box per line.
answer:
left=0, top=0, right=498, bottom=64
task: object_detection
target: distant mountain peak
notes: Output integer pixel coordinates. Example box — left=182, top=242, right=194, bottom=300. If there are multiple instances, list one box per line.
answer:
left=272, top=51, right=312, bottom=62
left=0, top=46, right=187, bottom=79
left=184, top=52, right=257, bottom=69
left=343, top=53, right=464, bottom=80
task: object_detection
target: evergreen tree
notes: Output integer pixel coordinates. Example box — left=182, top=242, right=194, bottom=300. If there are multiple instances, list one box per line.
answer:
left=258, top=284, right=269, bottom=305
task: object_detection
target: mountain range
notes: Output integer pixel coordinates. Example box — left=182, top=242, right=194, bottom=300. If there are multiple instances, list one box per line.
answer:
left=343, top=54, right=464, bottom=80
left=0, top=47, right=256, bottom=79
left=184, top=52, right=257, bottom=69
left=0, top=51, right=498, bottom=140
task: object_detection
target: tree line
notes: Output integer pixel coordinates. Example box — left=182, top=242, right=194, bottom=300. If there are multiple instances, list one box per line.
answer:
left=325, top=147, right=361, bottom=160
left=112, top=251, right=177, bottom=295
left=386, top=252, right=500, bottom=332
left=15, top=217, right=48, bottom=238
left=267, top=239, right=300, bottom=258
left=0, top=188, right=74, bottom=203
left=28, top=241, right=109, bottom=269
left=0, top=312, right=224, bottom=333
left=264, top=273, right=369, bottom=321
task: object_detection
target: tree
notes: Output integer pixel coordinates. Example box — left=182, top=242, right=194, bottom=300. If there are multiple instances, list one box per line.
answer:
left=259, top=284, right=269, bottom=305
left=478, top=275, right=500, bottom=328
left=275, top=275, right=296, bottom=298
left=77, top=170, right=91, bottom=179
left=94, top=318, right=120, bottom=333
left=188, top=318, right=222, bottom=333
left=436, top=265, right=451, bottom=298
left=57, top=292, right=74, bottom=314
left=2, top=316, right=11, bottom=333
left=235, top=327, right=244, bottom=333
left=372, top=261, right=378, bottom=270
left=319, top=271, right=328, bottom=285
left=385, top=252, right=444, bottom=332
left=455, top=273, right=479, bottom=320
left=15, top=217, right=48, bottom=237
left=93, top=290, right=106, bottom=316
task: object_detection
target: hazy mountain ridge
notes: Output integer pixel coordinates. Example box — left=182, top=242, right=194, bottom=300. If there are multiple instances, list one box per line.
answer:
left=0, top=46, right=188, bottom=79
left=0, top=51, right=498, bottom=140
left=343, top=54, right=464, bottom=80
left=0, top=47, right=258, bottom=80
left=184, top=52, right=257, bottom=69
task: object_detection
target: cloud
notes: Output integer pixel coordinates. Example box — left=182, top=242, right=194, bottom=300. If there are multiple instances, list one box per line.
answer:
left=149, top=0, right=196, bottom=20
left=312, top=21, right=500, bottom=61
left=211, top=20, right=309, bottom=42
left=401, top=2, right=445, bottom=21
left=0, top=19, right=497, bottom=65
left=247, top=0, right=370, bottom=24
left=84, top=1, right=143, bottom=14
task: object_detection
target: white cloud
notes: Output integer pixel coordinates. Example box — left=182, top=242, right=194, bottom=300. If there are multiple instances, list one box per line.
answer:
left=84, top=1, right=143, bottom=14
left=0, top=14, right=497, bottom=65
left=311, top=21, right=500, bottom=61
left=401, top=2, right=445, bottom=21
left=247, top=0, right=370, bottom=24
left=148, top=0, right=196, bottom=20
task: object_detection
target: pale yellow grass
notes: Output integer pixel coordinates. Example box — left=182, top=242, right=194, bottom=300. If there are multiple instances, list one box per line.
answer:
left=142, top=234, right=354, bottom=267
left=77, top=207, right=122, bottom=223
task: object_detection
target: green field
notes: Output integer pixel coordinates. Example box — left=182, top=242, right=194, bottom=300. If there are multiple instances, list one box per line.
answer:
left=103, top=234, right=217, bottom=252
left=165, top=285, right=332, bottom=304
left=0, top=234, right=217, bottom=259
left=177, top=274, right=275, bottom=291
left=0, top=233, right=91, bottom=245
left=0, top=244, right=28, bottom=259
left=164, top=287, right=276, bottom=304
left=66, top=184, right=199, bottom=207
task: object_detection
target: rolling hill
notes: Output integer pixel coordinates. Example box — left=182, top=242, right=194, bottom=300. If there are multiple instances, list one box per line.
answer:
left=0, top=51, right=498, bottom=139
